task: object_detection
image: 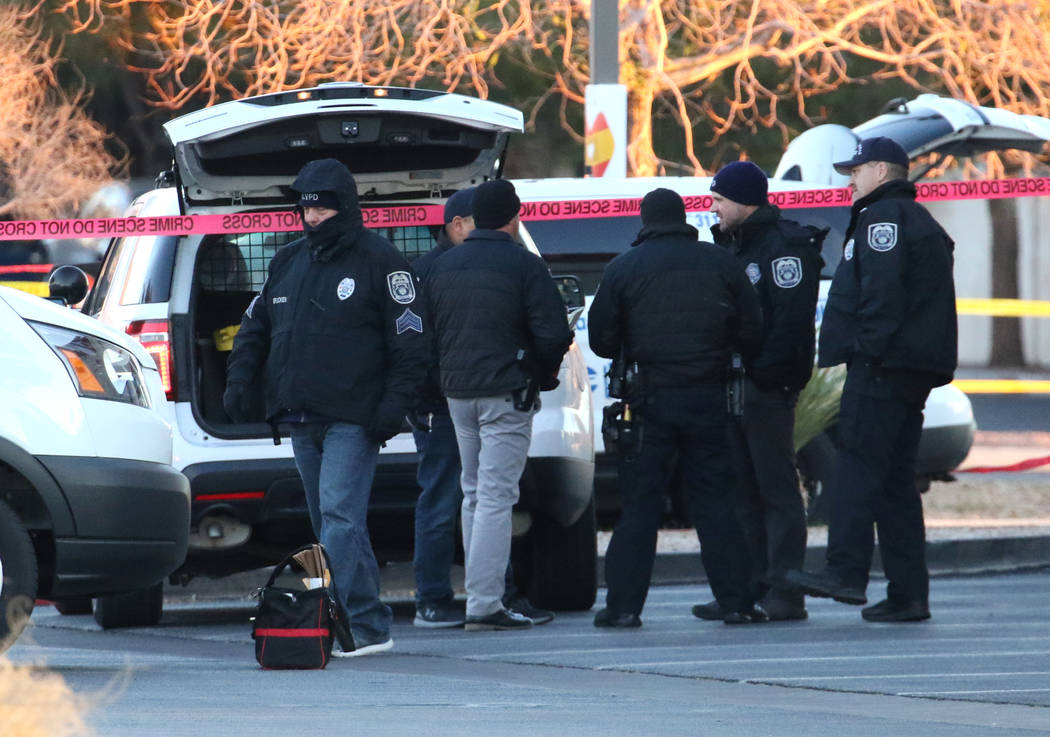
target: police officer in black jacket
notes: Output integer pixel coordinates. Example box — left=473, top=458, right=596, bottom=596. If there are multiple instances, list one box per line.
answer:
left=224, top=158, right=427, bottom=655
left=691, top=161, right=824, bottom=623
left=426, top=179, right=572, bottom=631
left=785, top=137, right=958, bottom=622
left=588, top=187, right=764, bottom=627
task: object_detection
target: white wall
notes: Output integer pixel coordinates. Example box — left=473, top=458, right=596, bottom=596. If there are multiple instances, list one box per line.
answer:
left=927, top=197, right=1050, bottom=367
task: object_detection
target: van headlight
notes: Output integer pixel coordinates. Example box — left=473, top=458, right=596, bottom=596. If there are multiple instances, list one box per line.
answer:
left=29, top=322, right=151, bottom=409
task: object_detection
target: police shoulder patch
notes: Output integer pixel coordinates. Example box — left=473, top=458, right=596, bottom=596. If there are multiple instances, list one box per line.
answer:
left=867, top=222, right=898, bottom=252
left=771, top=256, right=803, bottom=288
left=844, top=239, right=854, bottom=261
left=387, top=270, right=416, bottom=304
left=745, top=262, right=761, bottom=285
left=395, top=308, right=423, bottom=335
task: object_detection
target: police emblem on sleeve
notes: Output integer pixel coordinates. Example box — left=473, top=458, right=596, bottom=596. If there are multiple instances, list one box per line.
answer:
left=771, top=256, right=803, bottom=288
left=844, top=239, right=854, bottom=261
left=386, top=270, right=416, bottom=304
left=337, top=277, right=355, bottom=300
left=395, top=308, right=423, bottom=335
left=868, top=222, right=898, bottom=252
left=745, top=262, right=761, bottom=285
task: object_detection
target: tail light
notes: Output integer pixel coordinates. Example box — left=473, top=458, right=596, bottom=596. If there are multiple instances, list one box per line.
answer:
left=126, top=319, right=175, bottom=400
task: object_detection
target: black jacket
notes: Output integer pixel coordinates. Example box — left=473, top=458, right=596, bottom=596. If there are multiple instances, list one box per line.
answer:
left=410, top=227, right=455, bottom=414
left=588, top=222, right=763, bottom=387
left=818, top=179, right=957, bottom=386
left=226, top=161, right=427, bottom=426
left=713, top=205, right=825, bottom=392
left=426, top=229, right=572, bottom=399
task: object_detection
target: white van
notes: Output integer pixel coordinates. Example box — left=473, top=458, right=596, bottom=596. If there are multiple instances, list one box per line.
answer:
left=84, top=84, right=597, bottom=613
left=0, top=276, right=189, bottom=650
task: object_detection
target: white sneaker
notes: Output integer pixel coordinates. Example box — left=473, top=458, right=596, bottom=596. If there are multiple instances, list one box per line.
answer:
left=333, top=637, right=394, bottom=658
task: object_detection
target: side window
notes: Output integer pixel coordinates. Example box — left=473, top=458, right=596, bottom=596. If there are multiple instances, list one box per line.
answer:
left=85, top=234, right=178, bottom=313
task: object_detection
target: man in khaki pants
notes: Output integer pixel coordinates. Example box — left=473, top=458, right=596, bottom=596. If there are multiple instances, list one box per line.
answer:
left=425, top=179, right=572, bottom=630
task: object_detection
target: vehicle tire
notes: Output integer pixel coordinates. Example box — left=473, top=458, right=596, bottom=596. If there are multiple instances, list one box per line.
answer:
left=53, top=597, right=93, bottom=616
left=797, top=431, right=837, bottom=524
left=520, top=498, right=598, bottom=612
left=0, top=498, right=37, bottom=652
left=93, top=582, right=163, bottom=629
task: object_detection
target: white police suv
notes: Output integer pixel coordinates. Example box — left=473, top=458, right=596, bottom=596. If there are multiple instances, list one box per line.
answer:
left=83, top=84, right=597, bottom=613
left=0, top=275, right=189, bottom=651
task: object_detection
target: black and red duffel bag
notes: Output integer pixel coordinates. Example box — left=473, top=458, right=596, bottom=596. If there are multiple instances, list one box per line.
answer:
left=251, top=544, right=352, bottom=669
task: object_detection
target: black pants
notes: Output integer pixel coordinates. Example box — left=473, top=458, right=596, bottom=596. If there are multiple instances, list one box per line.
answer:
left=604, top=385, right=754, bottom=616
left=825, top=365, right=933, bottom=603
left=730, top=379, right=807, bottom=602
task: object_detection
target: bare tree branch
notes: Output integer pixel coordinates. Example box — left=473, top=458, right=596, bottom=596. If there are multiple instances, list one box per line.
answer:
left=47, top=0, right=1050, bottom=176
left=1, top=5, right=127, bottom=220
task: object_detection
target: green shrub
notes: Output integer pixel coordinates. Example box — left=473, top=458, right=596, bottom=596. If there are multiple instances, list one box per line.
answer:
left=793, top=364, right=846, bottom=451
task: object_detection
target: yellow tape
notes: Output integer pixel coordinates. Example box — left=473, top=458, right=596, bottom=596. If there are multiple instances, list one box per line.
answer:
left=952, top=379, right=1050, bottom=394
left=0, top=280, right=49, bottom=296
left=956, top=298, right=1050, bottom=317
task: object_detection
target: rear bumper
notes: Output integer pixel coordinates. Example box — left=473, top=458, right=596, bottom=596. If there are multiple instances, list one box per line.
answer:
left=36, top=455, right=191, bottom=597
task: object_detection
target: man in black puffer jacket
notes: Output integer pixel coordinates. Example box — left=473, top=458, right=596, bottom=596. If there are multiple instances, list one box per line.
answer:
left=691, top=161, right=825, bottom=624
left=588, top=187, right=763, bottom=628
left=224, top=158, right=427, bottom=656
left=426, top=179, right=572, bottom=632
left=785, top=137, right=958, bottom=623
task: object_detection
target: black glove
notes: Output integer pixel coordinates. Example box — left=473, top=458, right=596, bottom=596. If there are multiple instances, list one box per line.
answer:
left=367, top=408, right=405, bottom=444
left=222, top=382, right=252, bottom=423
left=538, top=375, right=560, bottom=392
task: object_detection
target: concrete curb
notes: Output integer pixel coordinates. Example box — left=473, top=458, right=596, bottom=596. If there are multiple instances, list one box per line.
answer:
left=634, top=534, right=1050, bottom=587
left=168, top=532, right=1050, bottom=605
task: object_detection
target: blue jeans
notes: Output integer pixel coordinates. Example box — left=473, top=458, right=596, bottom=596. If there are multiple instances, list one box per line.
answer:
left=290, top=422, right=392, bottom=643
left=412, top=412, right=463, bottom=606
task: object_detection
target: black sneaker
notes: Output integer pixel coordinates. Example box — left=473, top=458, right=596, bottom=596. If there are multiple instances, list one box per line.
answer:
left=464, top=608, right=533, bottom=631
left=691, top=600, right=724, bottom=621
left=593, top=608, right=642, bottom=628
left=503, top=595, right=554, bottom=625
left=861, top=598, right=930, bottom=622
left=414, top=600, right=466, bottom=628
left=783, top=568, right=867, bottom=605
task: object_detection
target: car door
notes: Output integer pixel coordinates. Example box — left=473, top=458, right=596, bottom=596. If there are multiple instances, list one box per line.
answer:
left=163, top=82, right=524, bottom=207
left=774, top=93, right=1050, bottom=185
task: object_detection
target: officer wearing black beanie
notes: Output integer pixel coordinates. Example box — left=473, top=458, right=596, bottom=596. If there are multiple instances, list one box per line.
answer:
left=692, top=161, right=826, bottom=624
left=426, top=178, right=572, bottom=631
left=588, top=187, right=764, bottom=628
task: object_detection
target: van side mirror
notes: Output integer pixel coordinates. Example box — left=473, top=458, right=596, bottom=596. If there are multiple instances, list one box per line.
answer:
left=48, top=265, right=89, bottom=307
left=552, top=274, right=585, bottom=311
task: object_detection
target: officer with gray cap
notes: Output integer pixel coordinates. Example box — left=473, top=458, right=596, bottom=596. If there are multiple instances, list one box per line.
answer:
left=785, top=137, right=958, bottom=623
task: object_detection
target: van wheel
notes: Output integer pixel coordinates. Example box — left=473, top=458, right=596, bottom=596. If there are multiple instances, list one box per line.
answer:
left=0, top=499, right=37, bottom=652
left=519, top=499, right=598, bottom=611
left=53, top=598, right=93, bottom=615
left=93, top=582, right=163, bottom=629
left=797, top=431, right=837, bottom=524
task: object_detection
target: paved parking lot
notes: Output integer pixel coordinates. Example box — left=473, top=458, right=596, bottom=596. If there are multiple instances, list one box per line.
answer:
left=10, top=570, right=1050, bottom=736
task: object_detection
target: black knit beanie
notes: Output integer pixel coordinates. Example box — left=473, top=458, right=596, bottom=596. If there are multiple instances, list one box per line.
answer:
left=640, top=188, right=686, bottom=227
left=473, top=179, right=521, bottom=229
left=710, top=161, right=768, bottom=206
